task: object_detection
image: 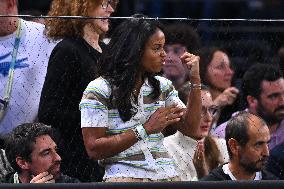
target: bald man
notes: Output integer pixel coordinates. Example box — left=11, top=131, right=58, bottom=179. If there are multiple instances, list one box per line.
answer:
left=202, top=112, right=278, bottom=180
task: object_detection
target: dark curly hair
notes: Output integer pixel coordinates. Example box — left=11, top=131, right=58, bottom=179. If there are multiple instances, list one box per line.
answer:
left=5, top=123, right=53, bottom=173
left=242, top=63, right=283, bottom=107
left=98, top=14, right=163, bottom=121
left=164, top=23, right=201, bottom=53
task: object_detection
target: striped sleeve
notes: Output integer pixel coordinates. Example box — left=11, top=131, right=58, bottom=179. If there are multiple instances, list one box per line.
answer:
left=80, top=78, right=110, bottom=128
left=155, top=76, right=186, bottom=108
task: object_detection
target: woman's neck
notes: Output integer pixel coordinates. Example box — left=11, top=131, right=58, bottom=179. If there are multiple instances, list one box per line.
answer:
left=83, top=23, right=102, bottom=53
left=209, top=87, right=222, bottom=100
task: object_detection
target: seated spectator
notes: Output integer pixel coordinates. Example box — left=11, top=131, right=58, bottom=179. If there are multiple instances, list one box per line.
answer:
left=266, top=142, right=284, bottom=179
left=202, top=112, right=278, bottom=181
left=162, top=23, right=201, bottom=89
left=164, top=84, right=229, bottom=181
left=213, top=64, right=284, bottom=150
left=198, top=47, right=239, bottom=127
left=2, top=123, right=79, bottom=183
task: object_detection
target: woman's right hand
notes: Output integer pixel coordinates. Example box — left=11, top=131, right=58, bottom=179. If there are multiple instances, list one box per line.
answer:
left=214, top=87, right=239, bottom=107
left=143, top=105, right=184, bottom=135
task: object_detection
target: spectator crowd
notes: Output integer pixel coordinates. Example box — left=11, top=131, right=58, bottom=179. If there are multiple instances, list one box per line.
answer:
left=1, top=0, right=284, bottom=184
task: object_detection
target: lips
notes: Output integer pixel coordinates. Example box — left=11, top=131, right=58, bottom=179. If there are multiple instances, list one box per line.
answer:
left=200, top=125, right=210, bottom=131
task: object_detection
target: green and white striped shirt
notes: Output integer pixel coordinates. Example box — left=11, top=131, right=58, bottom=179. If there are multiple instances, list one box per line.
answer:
left=80, top=76, right=185, bottom=180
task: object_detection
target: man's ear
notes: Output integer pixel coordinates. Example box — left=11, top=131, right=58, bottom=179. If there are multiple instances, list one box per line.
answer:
left=16, top=156, right=30, bottom=171
left=247, top=95, right=258, bottom=110
left=228, top=138, right=240, bottom=157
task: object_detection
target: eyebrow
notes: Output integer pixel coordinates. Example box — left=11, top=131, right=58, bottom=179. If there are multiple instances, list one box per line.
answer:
left=38, top=145, right=57, bottom=155
left=254, top=139, right=270, bottom=146
left=39, top=148, right=51, bottom=155
left=267, top=92, right=282, bottom=98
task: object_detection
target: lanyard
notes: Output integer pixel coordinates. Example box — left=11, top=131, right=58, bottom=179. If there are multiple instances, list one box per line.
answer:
left=1, top=20, right=22, bottom=109
left=0, top=19, right=22, bottom=122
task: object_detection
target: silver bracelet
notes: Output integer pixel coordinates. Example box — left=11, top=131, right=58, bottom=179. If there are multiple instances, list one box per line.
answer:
left=131, top=127, right=142, bottom=141
left=191, top=83, right=201, bottom=89
left=131, top=125, right=148, bottom=141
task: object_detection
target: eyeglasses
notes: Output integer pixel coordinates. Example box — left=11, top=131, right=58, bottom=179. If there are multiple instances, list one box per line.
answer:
left=101, top=0, right=118, bottom=10
left=201, top=106, right=219, bottom=117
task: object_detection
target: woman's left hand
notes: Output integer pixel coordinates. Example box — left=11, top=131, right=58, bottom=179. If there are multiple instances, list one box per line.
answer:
left=180, top=52, right=200, bottom=80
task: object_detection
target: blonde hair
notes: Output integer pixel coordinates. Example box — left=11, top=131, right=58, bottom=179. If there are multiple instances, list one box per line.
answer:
left=45, top=0, right=101, bottom=40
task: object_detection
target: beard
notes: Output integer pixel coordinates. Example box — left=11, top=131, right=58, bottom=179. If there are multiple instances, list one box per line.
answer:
left=46, top=161, right=61, bottom=180
left=239, top=156, right=268, bottom=173
left=256, top=101, right=284, bottom=125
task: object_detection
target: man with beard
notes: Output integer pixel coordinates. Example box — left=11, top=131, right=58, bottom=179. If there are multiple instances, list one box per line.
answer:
left=1, top=123, right=79, bottom=183
left=213, top=64, right=284, bottom=150
left=202, top=112, right=278, bottom=181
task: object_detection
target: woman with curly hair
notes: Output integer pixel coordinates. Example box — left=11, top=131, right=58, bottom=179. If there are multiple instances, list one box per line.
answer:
left=79, top=15, right=201, bottom=182
left=38, top=0, right=118, bottom=182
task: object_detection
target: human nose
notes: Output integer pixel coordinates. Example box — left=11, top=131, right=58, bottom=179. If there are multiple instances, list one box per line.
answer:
left=53, top=151, right=62, bottom=161
left=161, top=48, right=167, bottom=58
left=106, top=3, right=115, bottom=13
left=262, top=144, right=269, bottom=157
left=279, top=93, right=284, bottom=104
left=225, top=66, right=234, bottom=76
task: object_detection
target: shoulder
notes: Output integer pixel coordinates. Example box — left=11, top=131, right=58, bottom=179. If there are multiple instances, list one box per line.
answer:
left=155, top=76, right=173, bottom=87
left=22, top=19, right=45, bottom=33
left=53, top=38, right=82, bottom=51
left=154, top=76, right=175, bottom=93
left=201, top=165, right=229, bottom=181
left=83, top=77, right=111, bottom=98
left=49, top=38, right=86, bottom=64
